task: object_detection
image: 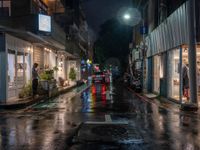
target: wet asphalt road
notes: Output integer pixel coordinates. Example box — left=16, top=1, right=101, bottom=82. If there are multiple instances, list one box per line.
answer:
left=0, top=82, right=200, bottom=150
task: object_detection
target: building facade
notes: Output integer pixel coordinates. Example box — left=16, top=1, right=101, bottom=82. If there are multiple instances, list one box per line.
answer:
left=0, top=0, right=92, bottom=103
left=145, top=0, right=200, bottom=104
left=130, top=0, right=200, bottom=104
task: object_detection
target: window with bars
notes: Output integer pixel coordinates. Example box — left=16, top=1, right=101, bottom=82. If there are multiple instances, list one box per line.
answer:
left=0, top=0, right=11, bottom=17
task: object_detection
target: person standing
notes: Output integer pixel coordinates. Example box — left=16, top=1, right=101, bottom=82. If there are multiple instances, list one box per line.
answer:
left=32, top=63, right=39, bottom=98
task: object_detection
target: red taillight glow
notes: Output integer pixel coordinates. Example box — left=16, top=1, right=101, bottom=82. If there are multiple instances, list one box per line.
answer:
left=92, top=85, right=96, bottom=93
left=101, top=85, right=106, bottom=94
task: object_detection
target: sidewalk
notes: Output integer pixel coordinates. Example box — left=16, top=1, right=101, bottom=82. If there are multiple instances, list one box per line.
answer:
left=0, top=84, right=79, bottom=110
left=128, top=87, right=200, bottom=117
left=127, top=87, right=183, bottom=113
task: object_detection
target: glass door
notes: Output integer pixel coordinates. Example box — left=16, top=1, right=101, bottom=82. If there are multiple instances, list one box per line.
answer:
left=8, top=49, right=17, bottom=98
left=168, top=49, right=180, bottom=100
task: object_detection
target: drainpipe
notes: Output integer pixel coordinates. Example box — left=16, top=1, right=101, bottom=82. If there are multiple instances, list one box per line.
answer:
left=188, top=0, right=198, bottom=105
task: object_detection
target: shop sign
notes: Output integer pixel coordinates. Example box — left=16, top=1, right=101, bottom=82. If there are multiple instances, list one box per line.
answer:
left=38, top=14, right=51, bottom=32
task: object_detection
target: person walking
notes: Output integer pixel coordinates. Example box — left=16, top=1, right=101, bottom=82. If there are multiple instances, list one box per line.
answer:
left=32, top=63, right=39, bottom=99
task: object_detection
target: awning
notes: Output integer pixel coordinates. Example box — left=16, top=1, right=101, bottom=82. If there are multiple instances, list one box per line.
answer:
left=0, top=25, right=76, bottom=57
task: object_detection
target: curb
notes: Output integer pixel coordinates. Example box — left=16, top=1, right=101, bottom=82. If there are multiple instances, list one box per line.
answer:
left=127, top=87, right=199, bottom=113
left=127, top=87, right=175, bottom=112
left=127, top=87, right=156, bottom=104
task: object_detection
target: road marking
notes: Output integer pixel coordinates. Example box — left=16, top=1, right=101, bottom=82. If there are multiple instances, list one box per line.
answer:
left=105, top=115, right=112, bottom=122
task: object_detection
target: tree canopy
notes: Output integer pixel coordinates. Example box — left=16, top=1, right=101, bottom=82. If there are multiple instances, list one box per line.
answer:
left=94, top=18, right=132, bottom=71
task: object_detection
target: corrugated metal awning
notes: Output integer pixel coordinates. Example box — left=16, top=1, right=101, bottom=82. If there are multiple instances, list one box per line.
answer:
left=146, top=1, right=189, bottom=57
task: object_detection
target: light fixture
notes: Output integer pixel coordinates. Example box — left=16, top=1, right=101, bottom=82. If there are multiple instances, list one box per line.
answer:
left=124, top=14, right=131, bottom=20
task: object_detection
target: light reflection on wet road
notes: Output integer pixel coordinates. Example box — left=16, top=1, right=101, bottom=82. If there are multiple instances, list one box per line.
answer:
left=0, top=82, right=200, bottom=149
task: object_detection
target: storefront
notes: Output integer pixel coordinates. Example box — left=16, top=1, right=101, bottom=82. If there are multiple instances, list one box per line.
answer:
left=145, top=2, right=200, bottom=104
left=6, top=34, right=33, bottom=101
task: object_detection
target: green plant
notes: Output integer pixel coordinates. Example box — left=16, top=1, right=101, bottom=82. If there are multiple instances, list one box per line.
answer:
left=53, top=66, right=59, bottom=71
left=19, top=82, right=32, bottom=98
left=40, top=69, right=54, bottom=80
left=69, top=67, right=76, bottom=81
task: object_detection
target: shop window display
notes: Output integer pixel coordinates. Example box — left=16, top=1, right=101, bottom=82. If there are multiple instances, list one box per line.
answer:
left=181, top=47, right=200, bottom=102
left=8, top=49, right=31, bottom=99
left=17, top=52, right=24, bottom=89
left=8, top=50, right=16, bottom=88
left=44, top=50, right=50, bottom=69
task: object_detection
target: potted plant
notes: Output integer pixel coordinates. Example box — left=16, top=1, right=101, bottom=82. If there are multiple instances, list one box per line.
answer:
left=19, top=82, right=32, bottom=98
left=69, top=67, right=76, bottom=85
left=40, top=69, right=56, bottom=90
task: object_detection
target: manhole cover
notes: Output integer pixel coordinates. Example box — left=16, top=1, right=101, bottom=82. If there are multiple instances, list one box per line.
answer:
left=74, top=123, right=144, bottom=144
left=91, top=125, right=127, bottom=137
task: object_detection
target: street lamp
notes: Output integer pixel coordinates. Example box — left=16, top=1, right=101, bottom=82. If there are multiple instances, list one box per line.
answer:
left=124, top=14, right=131, bottom=20
left=117, top=7, right=141, bottom=26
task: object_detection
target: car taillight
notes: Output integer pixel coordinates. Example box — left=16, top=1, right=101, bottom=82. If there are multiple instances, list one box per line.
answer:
left=102, top=85, right=106, bottom=92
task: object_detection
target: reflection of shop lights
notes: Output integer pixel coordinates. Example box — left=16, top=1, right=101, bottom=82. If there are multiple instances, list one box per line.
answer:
left=101, top=94, right=106, bottom=106
left=101, top=85, right=106, bottom=94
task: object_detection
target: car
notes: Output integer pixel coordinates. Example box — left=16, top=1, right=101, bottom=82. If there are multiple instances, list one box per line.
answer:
left=92, top=71, right=105, bottom=83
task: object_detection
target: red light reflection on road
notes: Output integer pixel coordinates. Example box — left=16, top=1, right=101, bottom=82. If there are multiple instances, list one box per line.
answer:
left=92, top=85, right=96, bottom=94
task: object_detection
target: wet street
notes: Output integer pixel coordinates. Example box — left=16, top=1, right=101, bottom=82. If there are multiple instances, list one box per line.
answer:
left=0, top=82, right=200, bottom=150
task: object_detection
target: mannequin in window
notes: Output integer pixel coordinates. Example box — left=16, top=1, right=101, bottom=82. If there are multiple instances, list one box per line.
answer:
left=182, top=64, right=189, bottom=100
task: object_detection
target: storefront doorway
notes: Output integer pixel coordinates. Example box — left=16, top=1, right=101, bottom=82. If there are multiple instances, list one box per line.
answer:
left=153, top=55, right=161, bottom=93
left=167, top=49, right=180, bottom=100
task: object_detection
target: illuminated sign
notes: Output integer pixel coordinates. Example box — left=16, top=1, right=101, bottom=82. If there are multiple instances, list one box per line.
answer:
left=38, top=14, right=51, bottom=32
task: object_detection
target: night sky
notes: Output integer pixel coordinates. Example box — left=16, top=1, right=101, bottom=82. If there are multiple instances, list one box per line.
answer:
left=83, top=0, right=132, bottom=33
